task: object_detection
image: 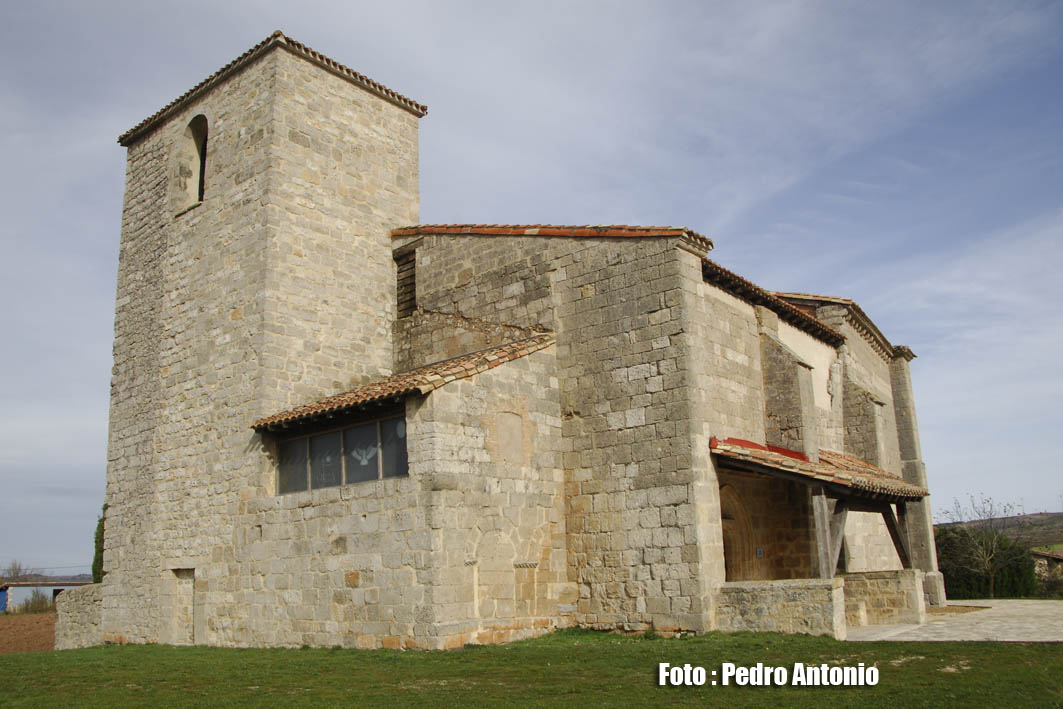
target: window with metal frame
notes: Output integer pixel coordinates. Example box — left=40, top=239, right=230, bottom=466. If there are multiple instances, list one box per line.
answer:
left=276, top=414, right=408, bottom=494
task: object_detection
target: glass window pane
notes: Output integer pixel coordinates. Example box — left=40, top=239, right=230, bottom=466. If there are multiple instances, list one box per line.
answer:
left=344, top=423, right=378, bottom=483
left=278, top=439, right=307, bottom=494
left=380, top=417, right=408, bottom=478
left=310, top=431, right=343, bottom=489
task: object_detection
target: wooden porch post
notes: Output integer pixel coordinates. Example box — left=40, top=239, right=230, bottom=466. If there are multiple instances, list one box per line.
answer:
left=811, top=486, right=833, bottom=578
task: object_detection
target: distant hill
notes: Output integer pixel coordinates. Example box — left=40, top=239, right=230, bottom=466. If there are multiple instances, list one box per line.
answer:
left=936, top=511, right=1063, bottom=548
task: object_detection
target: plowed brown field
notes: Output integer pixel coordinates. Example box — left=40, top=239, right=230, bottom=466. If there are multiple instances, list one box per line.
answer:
left=0, top=612, right=55, bottom=654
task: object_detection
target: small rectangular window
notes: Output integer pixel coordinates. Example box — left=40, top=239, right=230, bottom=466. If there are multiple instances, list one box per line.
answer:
left=276, top=414, right=408, bottom=494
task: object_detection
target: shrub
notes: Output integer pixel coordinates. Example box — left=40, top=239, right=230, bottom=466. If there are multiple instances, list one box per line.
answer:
left=15, top=589, right=55, bottom=614
left=935, top=525, right=1037, bottom=598
left=92, top=503, right=108, bottom=584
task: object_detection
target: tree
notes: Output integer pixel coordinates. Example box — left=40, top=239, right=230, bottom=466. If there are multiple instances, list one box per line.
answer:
left=936, top=495, right=1037, bottom=598
left=1, top=559, right=31, bottom=582
left=92, top=503, right=108, bottom=584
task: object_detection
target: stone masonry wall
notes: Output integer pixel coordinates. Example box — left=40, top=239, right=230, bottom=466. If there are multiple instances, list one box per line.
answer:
left=394, top=308, right=543, bottom=372
left=686, top=281, right=766, bottom=443
left=405, top=233, right=709, bottom=634
left=140, top=345, right=562, bottom=650
left=100, top=44, right=421, bottom=647
left=212, top=453, right=429, bottom=648
left=890, top=355, right=944, bottom=605
left=261, top=48, right=420, bottom=407
left=716, top=470, right=815, bottom=580
left=561, top=240, right=705, bottom=632
left=775, top=320, right=842, bottom=453
left=55, top=583, right=103, bottom=650
left=817, top=306, right=902, bottom=477
left=843, top=570, right=926, bottom=626
left=681, top=271, right=773, bottom=623
left=714, top=578, right=845, bottom=639
left=102, top=114, right=168, bottom=641
left=757, top=306, right=818, bottom=459
left=102, top=49, right=280, bottom=643
left=414, top=345, right=574, bottom=647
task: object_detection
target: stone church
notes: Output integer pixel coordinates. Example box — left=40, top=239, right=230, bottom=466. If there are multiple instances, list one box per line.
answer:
left=57, top=31, right=944, bottom=650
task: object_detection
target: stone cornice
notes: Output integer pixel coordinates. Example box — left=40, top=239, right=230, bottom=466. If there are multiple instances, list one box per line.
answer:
left=702, top=263, right=846, bottom=348
left=775, top=292, right=896, bottom=363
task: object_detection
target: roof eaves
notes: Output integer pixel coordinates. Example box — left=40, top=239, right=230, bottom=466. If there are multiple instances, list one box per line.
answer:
left=701, top=261, right=845, bottom=348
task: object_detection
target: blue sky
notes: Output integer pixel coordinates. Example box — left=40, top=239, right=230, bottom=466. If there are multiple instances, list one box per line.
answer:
left=1, top=1, right=1061, bottom=573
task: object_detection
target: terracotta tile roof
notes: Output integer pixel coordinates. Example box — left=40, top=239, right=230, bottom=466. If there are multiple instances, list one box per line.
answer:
left=253, top=333, right=555, bottom=431
left=118, top=30, right=427, bottom=146
left=701, top=261, right=846, bottom=347
left=709, top=437, right=927, bottom=500
left=391, top=224, right=713, bottom=254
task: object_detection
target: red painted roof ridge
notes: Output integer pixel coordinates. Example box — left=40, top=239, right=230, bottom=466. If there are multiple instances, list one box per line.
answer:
left=710, top=436, right=809, bottom=462
left=119, top=30, right=426, bottom=146
left=253, top=333, right=554, bottom=430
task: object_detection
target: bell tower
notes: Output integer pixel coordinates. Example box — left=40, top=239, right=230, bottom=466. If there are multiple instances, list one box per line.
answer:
left=102, top=32, right=424, bottom=643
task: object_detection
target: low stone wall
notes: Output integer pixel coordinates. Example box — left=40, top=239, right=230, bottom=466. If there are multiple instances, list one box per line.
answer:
left=842, top=570, right=925, bottom=626
left=55, top=583, right=103, bottom=650
left=713, top=578, right=846, bottom=639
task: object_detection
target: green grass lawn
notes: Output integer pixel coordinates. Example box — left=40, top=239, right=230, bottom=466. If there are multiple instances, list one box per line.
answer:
left=2, top=629, right=1060, bottom=707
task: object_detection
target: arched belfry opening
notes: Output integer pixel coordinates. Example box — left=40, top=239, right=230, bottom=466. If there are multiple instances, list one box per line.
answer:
left=719, top=485, right=755, bottom=581
left=174, top=114, right=208, bottom=210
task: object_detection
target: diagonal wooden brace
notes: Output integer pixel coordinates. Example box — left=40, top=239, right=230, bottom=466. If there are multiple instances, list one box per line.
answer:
left=829, top=499, right=848, bottom=573
left=882, top=503, right=912, bottom=569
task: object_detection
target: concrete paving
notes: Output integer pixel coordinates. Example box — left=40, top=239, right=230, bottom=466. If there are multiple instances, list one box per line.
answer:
left=847, top=599, right=1063, bottom=642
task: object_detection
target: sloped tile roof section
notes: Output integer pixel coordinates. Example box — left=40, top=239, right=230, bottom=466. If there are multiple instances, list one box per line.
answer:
left=391, top=224, right=714, bottom=255
left=118, top=30, right=427, bottom=146
left=253, top=333, right=555, bottom=431
left=710, top=437, right=927, bottom=500
left=701, top=261, right=845, bottom=347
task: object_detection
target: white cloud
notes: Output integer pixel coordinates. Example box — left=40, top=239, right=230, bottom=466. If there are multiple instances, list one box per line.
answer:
left=858, top=210, right=1063, bottom=515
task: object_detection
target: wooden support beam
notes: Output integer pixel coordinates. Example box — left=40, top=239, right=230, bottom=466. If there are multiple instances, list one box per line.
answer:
left=896, top=501, right=910, bottom=542
left=811, top=486, right=833, bottom=579
left=881, top=505, right=912, bottom=569
left=829, top=499, right=848, bottom=574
